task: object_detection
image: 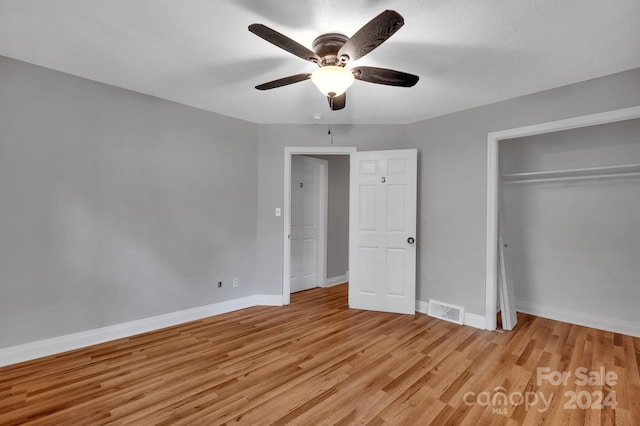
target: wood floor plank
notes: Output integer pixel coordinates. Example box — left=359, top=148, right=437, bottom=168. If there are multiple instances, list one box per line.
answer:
left=1, top=284, right=638, bottom=425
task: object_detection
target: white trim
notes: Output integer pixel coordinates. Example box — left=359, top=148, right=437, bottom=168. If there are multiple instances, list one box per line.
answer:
left=516, top=301, right=640, bottom=338
left=415, top=299, right=486, bottom=330
left=0, top=295, right=283, bottom=368
left=415, top=299, right=429, bottom=314
left=486, top=131, right=499, bottom=331
left=464, top=313, right=487, bottom=330
left=485, top=106, right=640, bottom=331
left=283, top=147, right=356, bottom=304
left=325, top=273, right=349, bottom=287
left=319, top=161, right=328, bottom=290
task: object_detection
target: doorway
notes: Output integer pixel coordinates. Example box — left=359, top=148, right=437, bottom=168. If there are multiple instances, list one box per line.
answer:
left=283, top=147, right=356, bottom=304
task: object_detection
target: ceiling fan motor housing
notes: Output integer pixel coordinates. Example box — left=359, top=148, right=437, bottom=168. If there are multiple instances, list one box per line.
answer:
left=312, top=33, right=349, bottom=66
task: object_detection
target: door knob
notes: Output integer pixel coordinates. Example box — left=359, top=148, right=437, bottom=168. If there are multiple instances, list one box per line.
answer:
left=407, top=237, right=415, bottom=244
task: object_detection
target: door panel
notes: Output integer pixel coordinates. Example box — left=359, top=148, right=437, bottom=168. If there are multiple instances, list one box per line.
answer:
left=303, top=238, right=315, bottom=276
left=303, top=190, right=315, bottom=225
left=386, top=248, right=406, bottom=296
left=387, top=185, right=406, bottom=231
left=357, top=246, right=377, bottom=294
left=359, top=185, right=377, bottom=230
left=349, top=149, right=417, bottom=314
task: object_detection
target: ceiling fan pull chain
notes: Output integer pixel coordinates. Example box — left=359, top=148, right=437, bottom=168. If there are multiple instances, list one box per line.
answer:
left=328, top=104, right=334, bottom=144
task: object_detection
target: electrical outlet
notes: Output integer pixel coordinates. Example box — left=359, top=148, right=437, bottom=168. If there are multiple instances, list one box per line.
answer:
left=233, top=278, right=239, bottom=287
left=217, top=281, right=222, bottom=288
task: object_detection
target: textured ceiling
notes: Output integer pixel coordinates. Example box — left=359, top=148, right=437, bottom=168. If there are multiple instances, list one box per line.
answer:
left=1, top=0, right=639, bottom=124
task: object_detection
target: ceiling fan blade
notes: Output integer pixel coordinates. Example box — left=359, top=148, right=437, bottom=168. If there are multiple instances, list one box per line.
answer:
left=255, top=73, right=311, bottom=90
left=352, top=66, right=419, bottom=87
left=249, top=24, right=321, bottom=63
left=328, top=93, right=346, bottom=110
left=338, top=10, right=404, bottom=62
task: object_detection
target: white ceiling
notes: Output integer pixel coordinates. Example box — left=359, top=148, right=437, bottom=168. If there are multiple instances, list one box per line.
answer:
left=1, top=0, right=639, bottom=125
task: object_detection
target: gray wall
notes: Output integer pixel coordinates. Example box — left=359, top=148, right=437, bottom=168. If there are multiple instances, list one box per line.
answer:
left=501, top=119, right=640, bottom=173
left=2, top=52, right=639, bottom=350
left=405, top=68, right=640, bottom=316
left=310, top=155, right=350, bottom=279
left=0, top=56, right=259, bottom=348
left=501, top=119, right=640, bottom=323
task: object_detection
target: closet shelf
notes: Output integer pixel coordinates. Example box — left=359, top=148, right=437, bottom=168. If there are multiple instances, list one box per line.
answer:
left=502, top=163, right=640, bottom=184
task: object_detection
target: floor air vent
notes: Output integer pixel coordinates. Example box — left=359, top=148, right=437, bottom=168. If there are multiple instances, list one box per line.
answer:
left=427, top=300, right=464, bottom=325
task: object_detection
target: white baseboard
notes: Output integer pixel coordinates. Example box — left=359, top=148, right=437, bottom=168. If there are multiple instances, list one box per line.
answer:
left=0, top=295, right=283, bottom=368
left=415, top=300, right=485, bottom=330
left=325, top=273, right=349, bottom=287
left=415, top=299, right=429, bottom=314
left=463, top=313, right=487, bottom=330
left=516, top=300, right=640, bottom=338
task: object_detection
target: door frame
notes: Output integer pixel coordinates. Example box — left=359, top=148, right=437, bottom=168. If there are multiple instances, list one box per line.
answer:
left=485, top=105, right=640, bottom=330
left=283, top=146, right=357, bottom=304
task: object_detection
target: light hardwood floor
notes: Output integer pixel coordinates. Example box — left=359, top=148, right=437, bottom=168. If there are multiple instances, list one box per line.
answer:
left=1, top=284, right=639, bottom=425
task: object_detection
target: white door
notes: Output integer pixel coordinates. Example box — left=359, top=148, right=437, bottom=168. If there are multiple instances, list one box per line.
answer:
left=290, top=156, right=327, bottom=293
left=349, top=149, right=417, bottom=314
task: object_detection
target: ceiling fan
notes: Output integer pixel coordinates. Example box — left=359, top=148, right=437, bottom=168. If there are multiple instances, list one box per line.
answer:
left=248, top=10, right=419, bottom=111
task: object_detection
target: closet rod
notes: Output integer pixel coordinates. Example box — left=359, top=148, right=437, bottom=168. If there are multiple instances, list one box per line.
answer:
left=504, top=172, right=640, bottom=184
left=502, top=163, right=640, bottom=184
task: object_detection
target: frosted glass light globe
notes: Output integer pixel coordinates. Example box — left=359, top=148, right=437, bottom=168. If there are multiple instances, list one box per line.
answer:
left=311, top=66, right=355, bottom=97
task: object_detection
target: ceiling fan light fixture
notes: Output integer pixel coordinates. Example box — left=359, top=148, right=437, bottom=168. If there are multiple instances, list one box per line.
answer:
left=311, top=66, right=354, bottom=98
